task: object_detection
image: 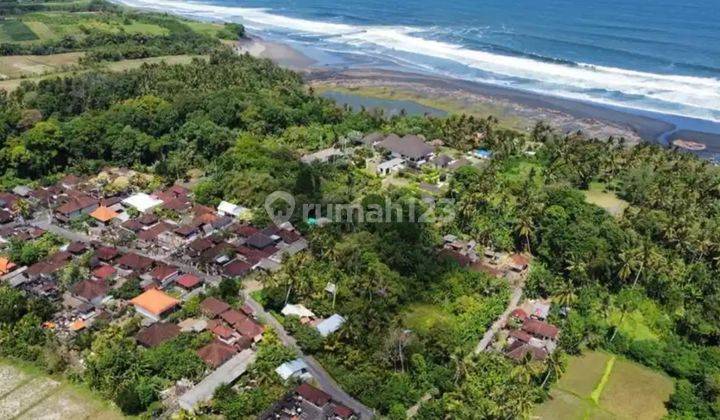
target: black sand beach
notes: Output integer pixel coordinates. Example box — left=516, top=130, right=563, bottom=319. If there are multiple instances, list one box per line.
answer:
left=237, top=37, right=720, bottom=153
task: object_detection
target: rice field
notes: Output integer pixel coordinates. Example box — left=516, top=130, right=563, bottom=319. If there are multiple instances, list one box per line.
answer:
left=0, top=53, right=83, bottom=79
left=0, top=20, right=39, bottom=42
left=0, top=360, right=123, bottom=420
left=534, top=350, right=674, bottom=420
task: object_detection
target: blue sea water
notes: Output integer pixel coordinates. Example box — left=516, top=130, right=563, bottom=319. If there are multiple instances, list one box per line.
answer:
left=116, top=0, right=720, bottom=127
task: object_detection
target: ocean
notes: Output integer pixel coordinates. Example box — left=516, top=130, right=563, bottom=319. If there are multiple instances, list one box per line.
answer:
left=116, top=0, right=720, bottom=128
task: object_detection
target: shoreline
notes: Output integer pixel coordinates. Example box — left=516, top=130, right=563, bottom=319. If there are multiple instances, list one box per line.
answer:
left=111, top=1, right=720, bottom=154
left=235, top=38, right=720, bottom=152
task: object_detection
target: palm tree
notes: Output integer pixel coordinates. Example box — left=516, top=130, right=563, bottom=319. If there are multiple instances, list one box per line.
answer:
left=514, top=212, right=534, bottom=253
left=554, top=283, right=577, bottom=309
left=541, top=352, right=565, bottom=388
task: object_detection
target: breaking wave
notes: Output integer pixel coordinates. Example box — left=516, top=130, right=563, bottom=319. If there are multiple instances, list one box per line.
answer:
left=114, top=0, right=720, bottom=123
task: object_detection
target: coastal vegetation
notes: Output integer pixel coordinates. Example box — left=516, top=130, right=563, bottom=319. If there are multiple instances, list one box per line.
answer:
left=1, top=1, right=720, bottom=419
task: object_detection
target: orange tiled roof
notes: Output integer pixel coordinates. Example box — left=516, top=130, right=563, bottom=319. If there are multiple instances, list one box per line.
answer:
left=130, top=289, right=180, bottom=316
left=0, top=257, right=17, bottom=275
left=90, top=205, right=118, bottom=222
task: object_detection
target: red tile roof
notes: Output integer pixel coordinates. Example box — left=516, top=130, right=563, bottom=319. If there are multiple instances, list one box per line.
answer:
left=200, top=297, right=230, bottom=317
left=117, top=252, right=154, bottom=271
left=72, top=279, right=108, bottom=302
left=296, top=383, right=331, bottom=407
left=137, top=222, right=170, bottom=242
left=95, top=246, right=119, bottom=261
left=175, top=273, right=201, bottom=289
left=136, top=322, right=180, bottom=348
left=234, top=316, right=263, bottom=339
left=220, top=309, right=245, bottom=326
left=92, top=264, right=116, bottom=280
left=521, top=318, right=559, bottom=340
left=55, top=194, right=97, bottom=215
left=197, top=341, right=236, bottom=368
left=223, top=260, right=251, bottom=277
left=150, top=264, right=178, bottom=282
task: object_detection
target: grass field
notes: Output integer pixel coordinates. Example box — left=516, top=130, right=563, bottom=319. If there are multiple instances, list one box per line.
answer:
left=403, top=304, right=451, bottom=334
left=312, top=85, right=527, bottom=130
left=534, top=350, right=673, bottom=420
left=0, top=20, right=39, bottom=42
left=584, top=182, right=629, bottom=217
left=0, top=359, right=123, bottom=419
left=0, top=54, right=204, bottom=91
left=0, top=53, right=83, bottom=79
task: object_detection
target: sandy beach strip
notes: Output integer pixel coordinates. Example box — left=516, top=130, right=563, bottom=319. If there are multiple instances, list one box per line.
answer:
left=234, top=37, right=316, bottom=70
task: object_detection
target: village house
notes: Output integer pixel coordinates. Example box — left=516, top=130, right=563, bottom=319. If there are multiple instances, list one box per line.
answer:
left=300, top=147, right=344, bottom=164
left=200, top=297, right=231, bottom=318
left=376, top=157, right=405, bottom=176
left=136, top=322, right=181, bottom=348
left=504, top=305, right=559, bottom=362
left=54, top=193, right=98, bottom=221
left=71, top=279, right=109, bottom=306
left=378, top=134, right=435, bottom=168
left=261, top=383, right=356, bottom=420
left=117, top=252, right=155, bottom=273
left=89, top=205, right=118, bottom=225
left=175, top=273, right=203, bottom=293
left=130, top=288, right=180, bottom=321
left=122, top=193, right=163, bottom=213
left=91, top=264, right=116, bottom=281
left=316, top=314, right=346, bottom=338
left=196, top=340, right=237, bottom=368
left=275, top=358, right=311, bottom=382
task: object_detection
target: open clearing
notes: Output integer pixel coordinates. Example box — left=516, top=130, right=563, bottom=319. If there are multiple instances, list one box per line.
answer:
left=0, top=360, right=123, bottom=420
left=534, top=350, right=673, bottom=420
left=584, top=182, right=629, bottom=217
left=0, top=55, right=204, bottom=91
left=0, top=53, right=83, bottom=79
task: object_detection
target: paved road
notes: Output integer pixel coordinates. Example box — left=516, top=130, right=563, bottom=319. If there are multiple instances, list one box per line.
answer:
left=474, top=282, right=525, bottom=354
left=407, top=279, right=525, bottom=418
left=244, top=294, right=375, bottom=419
left=179, top=349, right=257, bottom=411
left=29, top=215, right=374, bottom=418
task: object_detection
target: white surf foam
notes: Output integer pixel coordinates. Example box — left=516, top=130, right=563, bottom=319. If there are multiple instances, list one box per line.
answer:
left=114, top=0, right=720, bottom=123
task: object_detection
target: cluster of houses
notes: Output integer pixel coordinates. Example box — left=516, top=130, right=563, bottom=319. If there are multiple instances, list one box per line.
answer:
left=0, top=167, right=331, bottom=415
left=262, top=383, right=356, bottom=420
left=504, top=300, right=560, bottom=362
left=438, top=234, right=530, bottom=279
left=281, top=303, right=346, bottom=338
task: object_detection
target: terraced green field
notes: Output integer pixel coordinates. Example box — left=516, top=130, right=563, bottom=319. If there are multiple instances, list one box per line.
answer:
left=534, top=350, right=674, bottom=420
left=0, top=360, right=123, bottom=420
left=0, top=20, right=39, bottom=42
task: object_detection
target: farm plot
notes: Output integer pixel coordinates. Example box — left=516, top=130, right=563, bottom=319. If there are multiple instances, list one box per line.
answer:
left=534, top=350, right=673, bottom=420
left=0, top=360, right=123, bottom=420
left=0, top=20, right=39, bottom=42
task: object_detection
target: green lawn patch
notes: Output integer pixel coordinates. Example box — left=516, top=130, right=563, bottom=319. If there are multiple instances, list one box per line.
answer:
left=498, top=158, right=543, bottom=185
left=583, top=182, right=629, bottom=217
left=0, top=20, right=39, bottom=42
left=403, top=304, right=451, bottom=334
